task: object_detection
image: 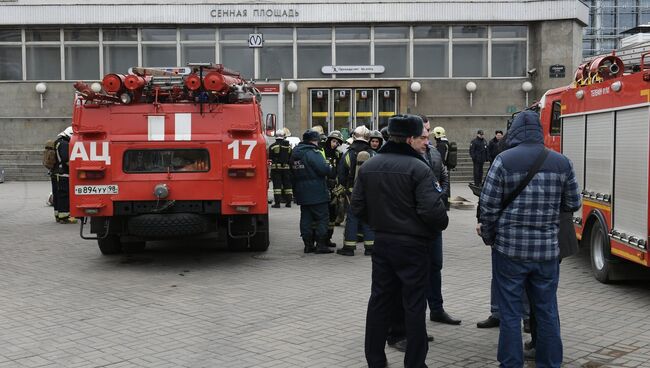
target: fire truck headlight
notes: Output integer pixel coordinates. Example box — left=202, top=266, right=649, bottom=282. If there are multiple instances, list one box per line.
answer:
left=91, top=83, right=102, bottom=93
left=120, top=92, right=132, bottom=104
left=611, top=81, right=622, bottom=92
left=154, top=184, right=169, bottom=199
left=575, top=90, right=585, bottom=100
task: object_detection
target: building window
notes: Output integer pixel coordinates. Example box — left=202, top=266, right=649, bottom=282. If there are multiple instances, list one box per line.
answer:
left=180, top=27, right=216, bottom=66
left=0, top=29, right=22, bottom=80
left=258, top=27, right=294, bottom=80
left=413, top=43, right=448, bottom=77
left=375, top=43, right=408, bottom=78
left=297, top=44, right=331, bottom=78
left=103, top=28, right=138, bottom=75
left=220, top=45, right=254, bottom=78
left=64, top=28, right=99, bottom=80
left=491, top=26, right=527, bottom=77
left=452, top=43, right=487, bottom=77
left=142, top=28, right=177, bottom=67
left=27, top=46, right=61, bottom=80
left=335, top=44, right=370, bottom=77
left=297, top=27, right=331, bottom=78
left=260, top=45, right=293, bottom=80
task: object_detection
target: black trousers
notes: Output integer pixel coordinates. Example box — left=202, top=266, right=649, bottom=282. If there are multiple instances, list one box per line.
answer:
left=54, top=175, right=70, bottom=216
left=472, top=160, right=485, bottom=185
left=365, top=234, right=429, bottom=368
left=299, top=202, right=328, bottom=241
left=270, top=169, right=292, bottom=202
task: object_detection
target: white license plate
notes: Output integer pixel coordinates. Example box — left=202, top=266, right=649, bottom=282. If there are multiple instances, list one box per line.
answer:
left=74, top=185, right=119, bottom=195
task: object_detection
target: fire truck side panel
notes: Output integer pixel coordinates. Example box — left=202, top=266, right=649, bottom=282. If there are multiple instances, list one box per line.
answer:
left=585, top=112, right=614, bottom=197
left=612, top=107, right=650, bottom=266
left=561, top=115, right=586, bottom=225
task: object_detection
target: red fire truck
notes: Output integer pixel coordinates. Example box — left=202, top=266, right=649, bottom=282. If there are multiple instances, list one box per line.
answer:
left=69, top=64, right=272, bottom=255
left=538, top=50, right=650, bottom=282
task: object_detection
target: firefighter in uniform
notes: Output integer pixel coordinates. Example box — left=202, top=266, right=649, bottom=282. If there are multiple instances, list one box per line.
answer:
left=290, top=129, right=334, bottom=254
left=268, top=129, right=293, bottom=208
left=337, top=126, right=376, bottom=256
left=324, top=130, right=344, bottom=247
left=52, top=127, right=76, bottom=224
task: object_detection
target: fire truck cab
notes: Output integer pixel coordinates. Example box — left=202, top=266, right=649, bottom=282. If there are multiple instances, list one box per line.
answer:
left=539, top=52, right=650, bottom=282
left=69, top=64, right=272, bottom=255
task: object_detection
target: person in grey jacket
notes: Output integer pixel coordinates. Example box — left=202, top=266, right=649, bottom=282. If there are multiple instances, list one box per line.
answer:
left=352, top=114, right=448, bottom=368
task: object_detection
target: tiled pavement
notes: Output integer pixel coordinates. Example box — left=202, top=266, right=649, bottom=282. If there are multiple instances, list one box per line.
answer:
left=1, top=182, right=650, bottom=368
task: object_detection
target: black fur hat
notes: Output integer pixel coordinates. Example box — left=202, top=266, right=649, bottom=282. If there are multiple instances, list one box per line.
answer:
left=302, top=129, right=321, bottom=142
left=388, top=114, right=424, bottom=137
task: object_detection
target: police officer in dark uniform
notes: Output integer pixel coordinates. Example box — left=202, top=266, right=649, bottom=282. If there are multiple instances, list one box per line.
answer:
left=268, top=129, right=293, bottom=208
left=469, top=129, right=489, bottom=185
left=324, top=130, right=344, bottom=247
left=52, top=126, right=76, bottom=224
left=352, top=115, right=448, bottom=368
left=290, top=129, right=334, bottom=254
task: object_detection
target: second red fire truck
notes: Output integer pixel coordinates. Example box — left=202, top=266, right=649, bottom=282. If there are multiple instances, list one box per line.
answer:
left=69, top=64, right=272, bottom=255
left=538, top=49, right=650, bottom=282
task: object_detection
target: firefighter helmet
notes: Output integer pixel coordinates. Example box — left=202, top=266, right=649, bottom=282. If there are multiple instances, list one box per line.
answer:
left=380, top=126, right=390, bottom=141
left=352, top=125, right=371, bottom=141
left=432, top=126, right=446, bottom=138
left=328, top=130, right=344, bottom=144
left=369, top=130, right=383, bottom=140
left=275, top=130, right=286, bottom=139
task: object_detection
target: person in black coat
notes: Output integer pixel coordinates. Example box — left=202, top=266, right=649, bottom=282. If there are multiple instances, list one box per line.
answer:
left=469, top=129, right=488, bottom=185
left=352, top=114, right=448, bottom=368
left=487, top=130, right=504, bottom=163
left=52, top=126, right=76, bottom=224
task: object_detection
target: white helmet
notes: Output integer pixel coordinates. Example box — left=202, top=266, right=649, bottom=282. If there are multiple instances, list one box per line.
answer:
left=275, top=130, right=286, bottom=139
left=59, top=126, right=73, bottom=138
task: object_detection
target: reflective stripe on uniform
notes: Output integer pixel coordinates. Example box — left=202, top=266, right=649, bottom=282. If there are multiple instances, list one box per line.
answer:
left=343, top=241, right=357, bottom=247
left=364, top=241, right=375, bottom=246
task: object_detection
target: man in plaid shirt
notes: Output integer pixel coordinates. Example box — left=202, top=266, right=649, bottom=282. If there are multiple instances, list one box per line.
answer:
left=479, top=111, right=581, bottom=367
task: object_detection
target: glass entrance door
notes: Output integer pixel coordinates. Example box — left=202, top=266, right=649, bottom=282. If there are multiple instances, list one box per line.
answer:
left=377, top=88, right=398, bottom=131
left=332, top=88, right=352, bottom=138
left=310, top=89, right=329, bottom=133
left=354, top=89, right=374, bottom=130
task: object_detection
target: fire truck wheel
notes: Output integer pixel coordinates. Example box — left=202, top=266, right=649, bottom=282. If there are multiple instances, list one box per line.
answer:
left=97, top=235, right=123, bottom=255
left=589, top=219, right=611, bottom=283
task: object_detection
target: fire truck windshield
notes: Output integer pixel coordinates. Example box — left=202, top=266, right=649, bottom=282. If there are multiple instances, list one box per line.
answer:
left=123, top=149, right=210, bottom=173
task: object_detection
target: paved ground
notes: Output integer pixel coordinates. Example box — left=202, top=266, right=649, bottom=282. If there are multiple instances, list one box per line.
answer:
left=1, top=182, right=650, bottom=368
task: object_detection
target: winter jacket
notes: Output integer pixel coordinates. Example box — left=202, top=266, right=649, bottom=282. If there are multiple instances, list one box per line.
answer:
left=423, top=144, right=449, bottom=199
left=435, top=138, right=449, bottom=165
left=290, top=142, right=332, bottom=206
left=54, top=136, right=71, bottom=175
left=487, top=137, right=502, bottom=162
left=324, top=139, right=342, bottom=190
left=338, top=140, right=375, bottom=192
left=351, top=141, right=448, bottom=240
left=469, top=137, right=488, bottom=163
left=268, top=139, right=292, bottom=169
left=479, top=111, right=581, bottom=261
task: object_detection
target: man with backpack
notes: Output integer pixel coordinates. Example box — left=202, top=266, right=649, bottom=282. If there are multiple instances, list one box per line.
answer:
left=45, top=126, right=76, bottom=224
left=336, top=125, right=375, bottom=256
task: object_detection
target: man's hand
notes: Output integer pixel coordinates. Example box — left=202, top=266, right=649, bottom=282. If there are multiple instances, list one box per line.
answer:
left=476, top=223, right=482, bottom=236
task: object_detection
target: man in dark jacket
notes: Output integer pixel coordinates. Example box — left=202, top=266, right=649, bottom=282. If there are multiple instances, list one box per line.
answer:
left=52, top=126, right=76, bottom=224
left=487, top=130, right=504, bottom=163
left=353, top=114, right=448, bottom=368
left=469, top=129, right=488, bottom=185
left=268, top=129, right=293, bottom=208
left=479, top=111, right=581, bottom=367
left=290, top=129, right=335, bottom=254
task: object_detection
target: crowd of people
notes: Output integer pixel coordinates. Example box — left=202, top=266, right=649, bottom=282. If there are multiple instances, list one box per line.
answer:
left=280, top=111, right=580, bottom=368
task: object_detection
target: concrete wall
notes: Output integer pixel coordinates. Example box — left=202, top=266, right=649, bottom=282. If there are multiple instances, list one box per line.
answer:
left=0, top=82, right=75, bottom=149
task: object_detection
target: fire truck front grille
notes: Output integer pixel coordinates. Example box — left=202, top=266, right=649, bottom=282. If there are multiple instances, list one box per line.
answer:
left=114, top=200, right=220, bottom=215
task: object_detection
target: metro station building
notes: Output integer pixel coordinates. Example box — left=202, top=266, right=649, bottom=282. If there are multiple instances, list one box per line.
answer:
left=0, top=0, right=588, bottom=151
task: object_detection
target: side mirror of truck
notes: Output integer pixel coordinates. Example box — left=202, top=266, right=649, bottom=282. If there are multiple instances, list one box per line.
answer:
left=265, top=113, right=277, bottom=136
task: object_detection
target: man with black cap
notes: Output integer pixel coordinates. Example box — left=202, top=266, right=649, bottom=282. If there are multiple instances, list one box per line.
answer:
left=352, top=114, right=448, bottom=368
left=470, top=129, right=488, bottom=185
left=290, top=129, right=335, bottom=254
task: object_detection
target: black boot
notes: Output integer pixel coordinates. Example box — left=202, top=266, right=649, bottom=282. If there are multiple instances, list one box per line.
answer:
left=336, top=246, right=355, bottom=256
left=272, top=194, right=282, bottom=208
left=327, top=229, right=337, bottom=247
left=284, top=194, right=292, bottom=208
left=315, top=239, right=334, bottom=254
left=303, top=238, right=316, bottom=253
